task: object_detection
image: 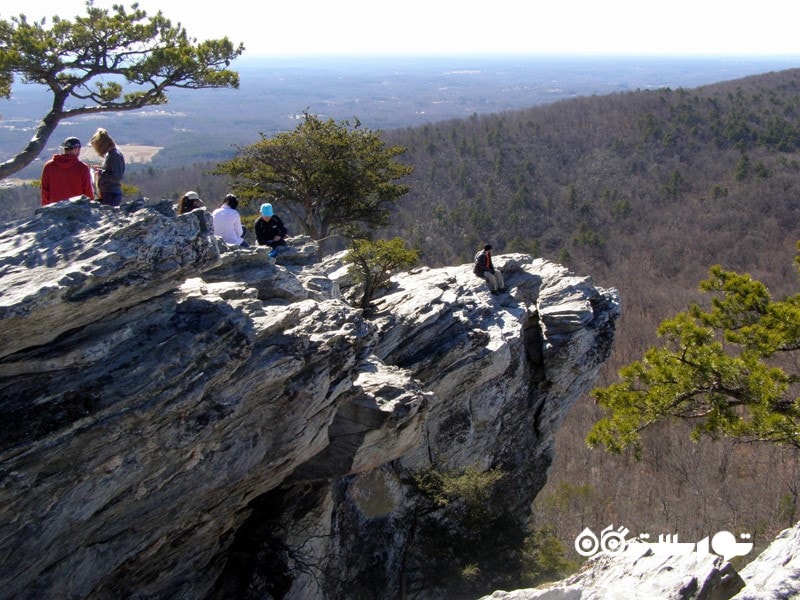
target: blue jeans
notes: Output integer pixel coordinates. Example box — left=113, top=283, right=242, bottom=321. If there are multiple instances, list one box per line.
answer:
left=100, top=192, right=123, bottom=206
left=269, top=244, right=288, bottom=258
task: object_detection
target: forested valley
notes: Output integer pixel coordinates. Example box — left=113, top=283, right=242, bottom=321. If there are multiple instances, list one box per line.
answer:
left=4, top=66, right=800, bottom=570
left=381, top=67, right=800, bottom=565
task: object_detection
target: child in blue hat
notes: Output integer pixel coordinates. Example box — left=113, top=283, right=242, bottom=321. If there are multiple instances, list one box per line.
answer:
left=254, top=202, right=288, bottom=258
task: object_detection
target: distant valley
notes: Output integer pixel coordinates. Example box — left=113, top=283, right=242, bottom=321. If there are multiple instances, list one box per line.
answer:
left=4, top=52, right=800, bottom=581
left=3, top=54, right=800, bottom=178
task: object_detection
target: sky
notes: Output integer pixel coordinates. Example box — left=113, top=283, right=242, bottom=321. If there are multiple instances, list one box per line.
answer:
left=8, top=0, right=800, bottom=58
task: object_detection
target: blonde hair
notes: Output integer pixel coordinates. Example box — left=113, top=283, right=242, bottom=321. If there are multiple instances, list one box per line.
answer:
left=90, top=128, right=116, bottom=156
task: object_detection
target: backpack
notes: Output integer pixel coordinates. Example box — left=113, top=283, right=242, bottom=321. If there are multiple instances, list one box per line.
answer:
left=473, top=251, right=484, bottom=277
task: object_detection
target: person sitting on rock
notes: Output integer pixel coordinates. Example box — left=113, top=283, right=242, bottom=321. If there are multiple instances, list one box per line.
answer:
left=473, top=243, right=506, bottom=295
left=254, top=202, right=288, bottom=259
left=40, top=137, right=94, bottom=205
left=211, top=193, right=249, bottom=247
left=177, top=191, right=204, bottom=215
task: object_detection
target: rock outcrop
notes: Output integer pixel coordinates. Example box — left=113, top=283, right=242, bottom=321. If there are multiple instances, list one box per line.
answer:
left=482, top=520, right=800, bottom=600
left=481, top=546, right=745, bottom=600
left=0, top=199, right=619, bottom=599
left=733, top=522, right=800, bottom=599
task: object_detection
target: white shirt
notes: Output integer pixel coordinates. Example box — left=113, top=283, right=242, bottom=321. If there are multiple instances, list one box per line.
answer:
left=211, top=205, right=244, bottom=246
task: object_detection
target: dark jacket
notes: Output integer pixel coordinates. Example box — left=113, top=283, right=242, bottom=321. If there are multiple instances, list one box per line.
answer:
left=473, top=250, right=494, bottom=276
left=96, top=147, right=125, bottom=196
left=255, top=215, right=288, bottom=247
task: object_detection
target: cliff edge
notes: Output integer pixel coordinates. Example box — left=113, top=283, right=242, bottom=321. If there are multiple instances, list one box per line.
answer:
left=0, top=199, right=619, bottom=599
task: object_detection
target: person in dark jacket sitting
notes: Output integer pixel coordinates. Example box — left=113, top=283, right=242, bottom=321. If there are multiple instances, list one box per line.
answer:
left=254, top=202, right=288, bottom=258
left=473, top=243, right=506, bottom=295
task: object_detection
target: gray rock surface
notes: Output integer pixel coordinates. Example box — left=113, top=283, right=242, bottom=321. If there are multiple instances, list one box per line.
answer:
left=481, top=544, right=744, bottom=600
left=0, top=200, right=620, bottom=599
left=483, top=521, right=800, bottom=600
left=732, top=522, right=800, bottom=599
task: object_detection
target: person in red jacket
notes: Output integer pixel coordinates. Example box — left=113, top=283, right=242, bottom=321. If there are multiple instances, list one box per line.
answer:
left=40, top=137, right=94, bottom=206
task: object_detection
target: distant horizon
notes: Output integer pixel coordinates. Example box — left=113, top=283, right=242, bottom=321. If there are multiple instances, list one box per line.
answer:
left=229, top=53, right=800, bottom=73
left=4, top=53, right=800, bottom=176
left=236, top=51, right=800, bottom=60
left=18, top=0, right=800, bottom=57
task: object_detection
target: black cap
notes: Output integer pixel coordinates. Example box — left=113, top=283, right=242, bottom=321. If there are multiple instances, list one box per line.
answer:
left=62, top=137, right=81, bottom=149
left=484, top=244, right=492, bottom=251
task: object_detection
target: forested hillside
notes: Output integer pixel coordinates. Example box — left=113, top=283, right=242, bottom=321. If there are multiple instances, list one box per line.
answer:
left=4, top=66, right=800, bottom=569
left=382, top=68, right=800, bottom=283
left=378, top=68, right=800, bottom=563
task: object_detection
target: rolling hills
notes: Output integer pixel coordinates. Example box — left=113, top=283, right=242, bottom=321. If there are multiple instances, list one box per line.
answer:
left=4, top=55, right=800, bottom=566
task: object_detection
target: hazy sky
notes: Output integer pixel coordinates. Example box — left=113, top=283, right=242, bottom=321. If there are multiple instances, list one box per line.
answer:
left=10, top=0, right=800, bottom=57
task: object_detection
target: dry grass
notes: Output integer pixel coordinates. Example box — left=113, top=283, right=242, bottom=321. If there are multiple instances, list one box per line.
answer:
left=80, top=144, right=161, bottom=164
left=2, top=145, right=162, bottom=188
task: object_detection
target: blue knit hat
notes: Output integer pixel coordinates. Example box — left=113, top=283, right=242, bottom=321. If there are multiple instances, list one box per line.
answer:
left=260, top=203, right=273, bottom=217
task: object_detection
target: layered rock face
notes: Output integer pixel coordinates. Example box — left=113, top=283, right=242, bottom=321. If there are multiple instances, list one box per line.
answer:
left=0, top=200, right=619, bottom=599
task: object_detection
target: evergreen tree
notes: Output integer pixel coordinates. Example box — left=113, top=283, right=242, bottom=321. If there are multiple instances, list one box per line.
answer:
left=588, top=243, right=800, bottom=456
left=215, top=112, right=413, bottom=256
left=0, top=2, right=243, bottom=180
left=345, top=238, right=420, bottom=310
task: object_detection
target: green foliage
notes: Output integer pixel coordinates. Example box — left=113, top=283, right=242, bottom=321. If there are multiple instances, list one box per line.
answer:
left=215, top=112, right=413, bottom=256
left=573, top=224, right=606, bottom=249
left=638, top=112, right=662, bottom=142
left=663, top=169, right=683, bottom=199
left=406, top=465, right=524, bottom=597
left=778, top=492, right=797, bottom=526
left=566, top=184, right=578, bottom=209
left=0, top=2, right=243, bottom=179
left=121, top=182, right=139, bottom=199
left=344, top=237, right=420, bottom=309
left=413, top=465, right=503, bottom=511
left=540, top=481, right=595, bottom=518
left=710, top=185, right=729, bottom=199
left=557, top=248, right=572, bottom=266
left=507, top=236, right=540, bottom=257
left=735, top=154, right=751, bottom=181
left=520, top=526, right=578, bottom=586
left=611, top=199, right=632, bottom=218
left=588, top=244, right=800, bottom=456
left=461, top=563, right=481, bottom=582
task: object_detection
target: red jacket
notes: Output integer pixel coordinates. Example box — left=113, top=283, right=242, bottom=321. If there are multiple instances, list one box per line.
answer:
left=41, top=153, right=94, bottom=205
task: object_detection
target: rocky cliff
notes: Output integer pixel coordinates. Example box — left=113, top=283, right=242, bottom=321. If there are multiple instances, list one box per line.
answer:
left=0, top=199, right=619, bottom=599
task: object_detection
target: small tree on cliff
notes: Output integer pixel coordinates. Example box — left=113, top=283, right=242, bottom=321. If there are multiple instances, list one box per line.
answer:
left=588, top=242, right=800, bottom=457
left=0, top=2, right=243, bottom=180
left=345, top=237, right=420, bottom=310
left=403, top=466, right=523, bottom=598
left=214, top=112, right=413, bottom=257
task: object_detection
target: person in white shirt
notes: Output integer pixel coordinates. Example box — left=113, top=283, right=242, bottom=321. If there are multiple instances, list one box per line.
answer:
left=211, top=194, right=249, bottom=247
